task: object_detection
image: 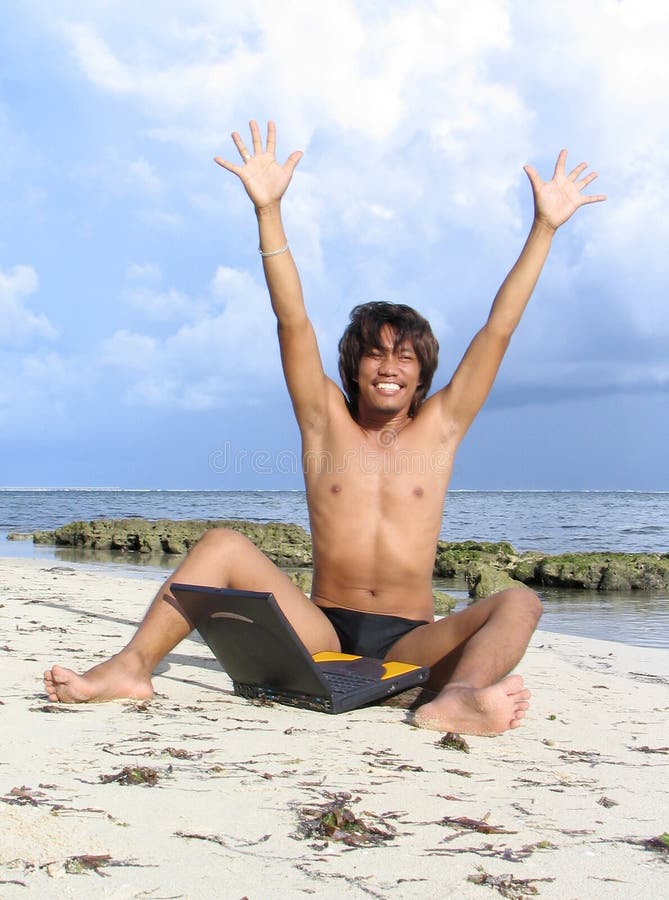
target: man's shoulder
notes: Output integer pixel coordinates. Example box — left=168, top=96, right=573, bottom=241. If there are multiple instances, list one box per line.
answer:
left=408, top=393, right=459, bottom=443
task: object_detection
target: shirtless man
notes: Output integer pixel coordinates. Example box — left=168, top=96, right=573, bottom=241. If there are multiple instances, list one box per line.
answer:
left=44, top=121, right=605, bottom=734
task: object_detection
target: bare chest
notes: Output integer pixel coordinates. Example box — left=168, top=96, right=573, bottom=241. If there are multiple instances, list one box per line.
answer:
left=305, top=438, right=452, bottom=519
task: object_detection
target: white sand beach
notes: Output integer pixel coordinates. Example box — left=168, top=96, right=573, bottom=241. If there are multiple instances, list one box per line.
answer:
left=1, top=557, right=668, bottom=898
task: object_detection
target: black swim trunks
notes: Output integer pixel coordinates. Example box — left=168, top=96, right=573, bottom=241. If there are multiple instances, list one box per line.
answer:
left=319, top=606, right=429, bottom=659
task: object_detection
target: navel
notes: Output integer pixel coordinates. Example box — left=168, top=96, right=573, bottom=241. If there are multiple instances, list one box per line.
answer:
left=413, top=486, right=424, bottom=498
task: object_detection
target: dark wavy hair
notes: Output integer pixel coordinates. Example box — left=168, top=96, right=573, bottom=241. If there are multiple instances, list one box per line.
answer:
left=338, top=301, right=439, bottom=418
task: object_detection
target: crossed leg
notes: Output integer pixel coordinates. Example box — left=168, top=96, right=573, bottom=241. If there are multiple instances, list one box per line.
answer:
left=44, top=536, right=541, bottom=737
left=43, top=528, right=340, bottom=703
left=385, top=588, right=542, bottom=735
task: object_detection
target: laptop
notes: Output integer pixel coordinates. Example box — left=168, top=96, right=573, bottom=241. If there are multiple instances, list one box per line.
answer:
left=170, top=583, right=430, bottom=714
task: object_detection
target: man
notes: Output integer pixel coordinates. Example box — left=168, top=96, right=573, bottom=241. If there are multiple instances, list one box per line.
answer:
left=44, top=121, right=605, bottom=734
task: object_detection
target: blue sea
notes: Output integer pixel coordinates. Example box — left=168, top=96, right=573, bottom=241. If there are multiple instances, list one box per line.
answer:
left=1, top=488, right=668, bottom=649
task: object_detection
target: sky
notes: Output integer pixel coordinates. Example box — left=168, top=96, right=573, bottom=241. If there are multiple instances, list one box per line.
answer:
left=1, top=0, right=668, bottom=491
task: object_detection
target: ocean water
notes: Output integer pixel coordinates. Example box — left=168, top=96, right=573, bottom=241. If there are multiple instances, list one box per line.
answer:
left=1, top=488, right=668, bottom=649
left=2, top=488, right=668, bottom=552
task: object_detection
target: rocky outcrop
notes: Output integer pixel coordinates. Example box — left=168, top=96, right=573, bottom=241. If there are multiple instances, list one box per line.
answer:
left=434, top=540, right=517, bottom=578
left=434, top=541, right=526, bottom=599
left=434, top=540, right=669, bottom=593
left=464, top=564, right=528, bottom=600
left=432, top=589, right=457, bottom=614
left=19, top=522, right=669, bottom=592
left=285, top=569, right=314, bottom=593
left=513, top=552, right=669, bottom=592
left=29, top=518, right=312, bottom=568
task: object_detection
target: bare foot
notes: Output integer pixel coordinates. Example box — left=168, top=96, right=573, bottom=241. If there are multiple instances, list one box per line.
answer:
left=43, top=654, right=154, bottom=704
left=412, top=674, right=531, bottom=736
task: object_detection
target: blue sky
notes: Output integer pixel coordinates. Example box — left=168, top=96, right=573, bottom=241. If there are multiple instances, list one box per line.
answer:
left=1, top=0, right=667, bottom=490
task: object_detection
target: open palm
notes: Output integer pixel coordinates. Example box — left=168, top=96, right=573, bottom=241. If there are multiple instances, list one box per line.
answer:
left=524, top=149, right=606, bottom=231
left=214, top=120, right=303, bottom=210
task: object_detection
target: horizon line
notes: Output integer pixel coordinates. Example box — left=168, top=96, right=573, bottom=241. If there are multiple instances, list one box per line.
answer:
left=1, top=486, right=667, bottom=494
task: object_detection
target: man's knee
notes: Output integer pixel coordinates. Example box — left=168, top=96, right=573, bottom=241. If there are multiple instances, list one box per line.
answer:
left=196, top=527, right=254, bottom=555
left=491, top=587, right=542, bottom=628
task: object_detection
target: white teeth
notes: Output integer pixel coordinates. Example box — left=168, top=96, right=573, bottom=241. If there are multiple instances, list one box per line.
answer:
left=376, top=382, right=400, bottom=392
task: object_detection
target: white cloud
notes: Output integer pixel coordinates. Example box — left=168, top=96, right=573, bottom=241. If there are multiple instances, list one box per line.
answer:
left=520, top=2, right=669, bottom=342
left=72, top=149, right=164, bottom=198
left=36, top=0, right=669, bottom=236
left=124, top=286, right=193, bottom=321
left=54, top=2, right=531, bottom=233
left=0, top=265, right=58, bottom=345
left=11, top=0, right=669, bottom=411
left=62, top=21, right=134, bottom=93
left=0, top=101, right=22, bottom=181
left=101, top=265, right=280, bottom=408
left=102, top=329, right=159, bottom=370
left=208, top=265, right=256, bottom=303
left=136, top=208, right=184, bottom=230
left=125, top=262, right=162, bottom=282
left=127, top=158, right=162, bottom=194
left=0, top=348, right=80, bottom=433
left=121, top=264, right=196, bottom=321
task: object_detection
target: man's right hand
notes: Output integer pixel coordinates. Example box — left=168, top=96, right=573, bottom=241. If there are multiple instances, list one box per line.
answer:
left=214, top=120, right=303, bottom=212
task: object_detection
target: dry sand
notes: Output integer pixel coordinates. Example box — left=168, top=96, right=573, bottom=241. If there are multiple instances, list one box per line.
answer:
left=1, top=556, right=668, bottom=898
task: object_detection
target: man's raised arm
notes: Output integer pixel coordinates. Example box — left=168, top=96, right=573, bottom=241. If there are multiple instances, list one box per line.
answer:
left=439, top=149, right=606, bottom=438
left=215, top=121, right=330, bottom=433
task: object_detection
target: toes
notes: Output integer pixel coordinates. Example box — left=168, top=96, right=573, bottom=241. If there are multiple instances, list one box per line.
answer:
left=43, top=666, right=75, bottom=702
left=508, top=685, right=530, bottom=700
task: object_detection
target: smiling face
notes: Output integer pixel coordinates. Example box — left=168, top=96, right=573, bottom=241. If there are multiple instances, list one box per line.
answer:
left=338, top=301, right=439, bottom=421
left=355, top=325, right=422, bottom=419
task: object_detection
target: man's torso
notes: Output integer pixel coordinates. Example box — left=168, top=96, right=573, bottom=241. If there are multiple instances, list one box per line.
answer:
left=303, top=390, right=457, bottom=621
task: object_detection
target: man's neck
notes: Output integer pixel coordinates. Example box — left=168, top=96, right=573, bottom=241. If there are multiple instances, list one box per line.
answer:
left=354, top=407, right=413, bottom=436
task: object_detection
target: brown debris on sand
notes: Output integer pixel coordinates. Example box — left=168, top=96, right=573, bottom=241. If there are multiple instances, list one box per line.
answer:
left=293, top=791, right=397, bottom=848
left=99, top=766, right=161, bottom=786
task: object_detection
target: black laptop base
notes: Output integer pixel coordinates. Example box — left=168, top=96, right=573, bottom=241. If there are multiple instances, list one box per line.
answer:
left=170, top=583, right=430, bottom=714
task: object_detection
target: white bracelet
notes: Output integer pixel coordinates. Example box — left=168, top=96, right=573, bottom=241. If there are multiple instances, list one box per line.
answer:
left=259, top=241, right=289, bottom=258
